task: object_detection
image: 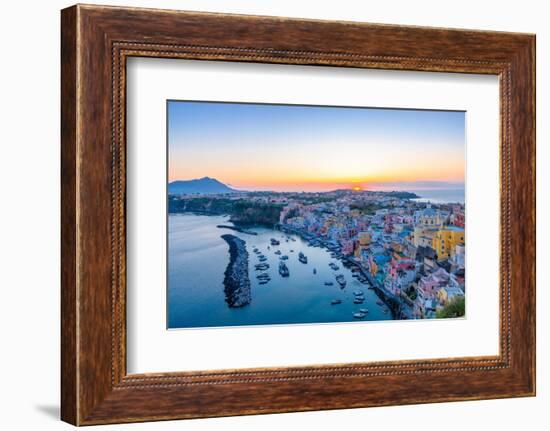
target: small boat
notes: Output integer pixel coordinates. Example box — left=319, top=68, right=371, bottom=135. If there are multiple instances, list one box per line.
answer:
left=259, top=280, right=269, bottom=285
left=258, top=257, right=267, bottom=262
left=279, top=261, right=290, bottom=277
left=353, top=298, right=365, bottom=304
left=254, top=263, right=269, bottom=270
left=290, top=249, right=294, bottom=253
left=331, top=299, right=342, bottom=305
left=329, top=262, right=340, bottom=271
left=353, top=312, right=366, bottom=319
left=270, top=238, right=280, bottom=246
left=376, top=300, right=384, bottom=306
left=274, top=250, right=282, bottom=255
left=353, top=290, right=364, bottom=296
left=313, top=268, right=317, bottom=274
left=324, top=281, right=334, bottom=286
left=280, top=255, right=289, bottom=260
left=336, top=274, right=346, bottom=287
left=368, top=286, right=375, bottom=290
left=298, top=252, right=308, bottom=264
left=359, top=308, right=369, bottom=314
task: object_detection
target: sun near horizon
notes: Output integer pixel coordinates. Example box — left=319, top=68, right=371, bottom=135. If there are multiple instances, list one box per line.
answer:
left=168, top=100, right=465, bottom=193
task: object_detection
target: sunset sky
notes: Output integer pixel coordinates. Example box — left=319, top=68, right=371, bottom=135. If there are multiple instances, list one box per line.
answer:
left=168, top=101, right=465, bottom=192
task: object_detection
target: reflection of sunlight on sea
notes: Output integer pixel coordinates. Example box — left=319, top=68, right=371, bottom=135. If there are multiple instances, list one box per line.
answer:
left=168, top=213, right=392, bottom=329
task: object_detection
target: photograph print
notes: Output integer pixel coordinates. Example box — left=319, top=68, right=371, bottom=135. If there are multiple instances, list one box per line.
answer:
left=167, top=100, right=466, bottom=329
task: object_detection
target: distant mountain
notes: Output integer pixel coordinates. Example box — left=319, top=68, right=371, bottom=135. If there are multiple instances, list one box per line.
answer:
left=168, top=177, right=240, bottom=195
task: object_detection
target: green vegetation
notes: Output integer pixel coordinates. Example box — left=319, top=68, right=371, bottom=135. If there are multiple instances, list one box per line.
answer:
left=168, top=196, right=236, bottom=214
left=349, top=202, right=383, bottom=215
left=386, top=191, right=420, bottom=199
left=405, top=286, right=418, bottom=301
left=168, top=196, right=283, bottom=225
left=436, top=296, right=465, bottom=318
left=231, top=201, right=283, bottom=225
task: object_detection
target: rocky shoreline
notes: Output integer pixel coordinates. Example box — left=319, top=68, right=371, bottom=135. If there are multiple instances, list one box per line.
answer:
left=221, top=234, right=251, bottom=307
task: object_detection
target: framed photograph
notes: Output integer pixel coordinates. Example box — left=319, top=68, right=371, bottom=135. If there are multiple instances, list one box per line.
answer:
left=61, top=4, right=536, bottom=425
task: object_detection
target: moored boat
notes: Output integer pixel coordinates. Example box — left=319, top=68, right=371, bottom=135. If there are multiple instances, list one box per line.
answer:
left=278, top=261, right=290, bottom=277
left=329, top=262, right=340, bottom=271
left=336, top=274, right=346, bottom=287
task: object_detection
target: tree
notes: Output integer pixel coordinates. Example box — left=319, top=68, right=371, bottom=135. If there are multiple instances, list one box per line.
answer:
left=436, top=296, right=465, bottom=318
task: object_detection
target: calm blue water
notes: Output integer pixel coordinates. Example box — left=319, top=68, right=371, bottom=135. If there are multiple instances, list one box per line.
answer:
left=410, top=188, right=465, bottom=204
left=168, top=214, right=392, bottom=329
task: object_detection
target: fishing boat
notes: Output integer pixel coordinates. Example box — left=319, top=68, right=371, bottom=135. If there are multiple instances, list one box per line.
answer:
left=329, top=262, right=340, bottom=271
left=353, top=312, right=366, bottom=319
left=280, top=255, right=289, bottom=260
left=274, top=250, right=282, bottom=255
left=353, top=298, right=365, bottom=304
left=278, top=261, right=290, bottom=277
left=298, top=252, right=308, bottom=264
left=336, top=274, right=346, bottom=287
left=359, top=308, right=369, bottom=314
left=330, top=299, right=342, bottom=305
left=270, top=238, right=280, bottom=246
left=353, top=290, right=364, bottom=296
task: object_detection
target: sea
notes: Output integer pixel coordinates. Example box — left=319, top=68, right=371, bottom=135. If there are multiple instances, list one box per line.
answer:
left=168, top=214, right=392, bottom=329
left=409, top=188, right=465, bottom=204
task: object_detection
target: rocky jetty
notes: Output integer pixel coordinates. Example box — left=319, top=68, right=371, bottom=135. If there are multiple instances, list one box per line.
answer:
left=217, top=224, right=258, bottom=235
left=221, top=234, right=251, bottom=307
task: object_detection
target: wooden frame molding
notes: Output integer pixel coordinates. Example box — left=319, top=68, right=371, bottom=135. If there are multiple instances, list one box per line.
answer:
left=61, top=4, right=535, bottom=425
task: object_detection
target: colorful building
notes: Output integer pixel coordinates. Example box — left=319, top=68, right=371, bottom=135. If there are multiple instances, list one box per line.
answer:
left=432, top=226, right=465, bottom=260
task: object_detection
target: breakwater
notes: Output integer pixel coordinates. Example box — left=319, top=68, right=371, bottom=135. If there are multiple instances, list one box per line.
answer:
left=217, top=224, right=258, bottom=235
left=221, top=234, right=251, bottom=307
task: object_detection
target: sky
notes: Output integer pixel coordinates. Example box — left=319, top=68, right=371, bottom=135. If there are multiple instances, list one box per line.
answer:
left=168, top=100, right=465, bottom=192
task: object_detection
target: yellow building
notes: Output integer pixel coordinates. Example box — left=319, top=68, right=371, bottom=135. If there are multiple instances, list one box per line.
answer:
left=413, top=226, right=438, bottom=247
left=432, top=226, right=465, bottom=259
left=355, top=232, right=371, bottom=259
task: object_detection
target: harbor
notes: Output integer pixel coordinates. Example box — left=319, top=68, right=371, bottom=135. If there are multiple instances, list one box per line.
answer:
left=277, top=223, right=407, bottom=319
left=168, top=213, right=393, bottom=329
